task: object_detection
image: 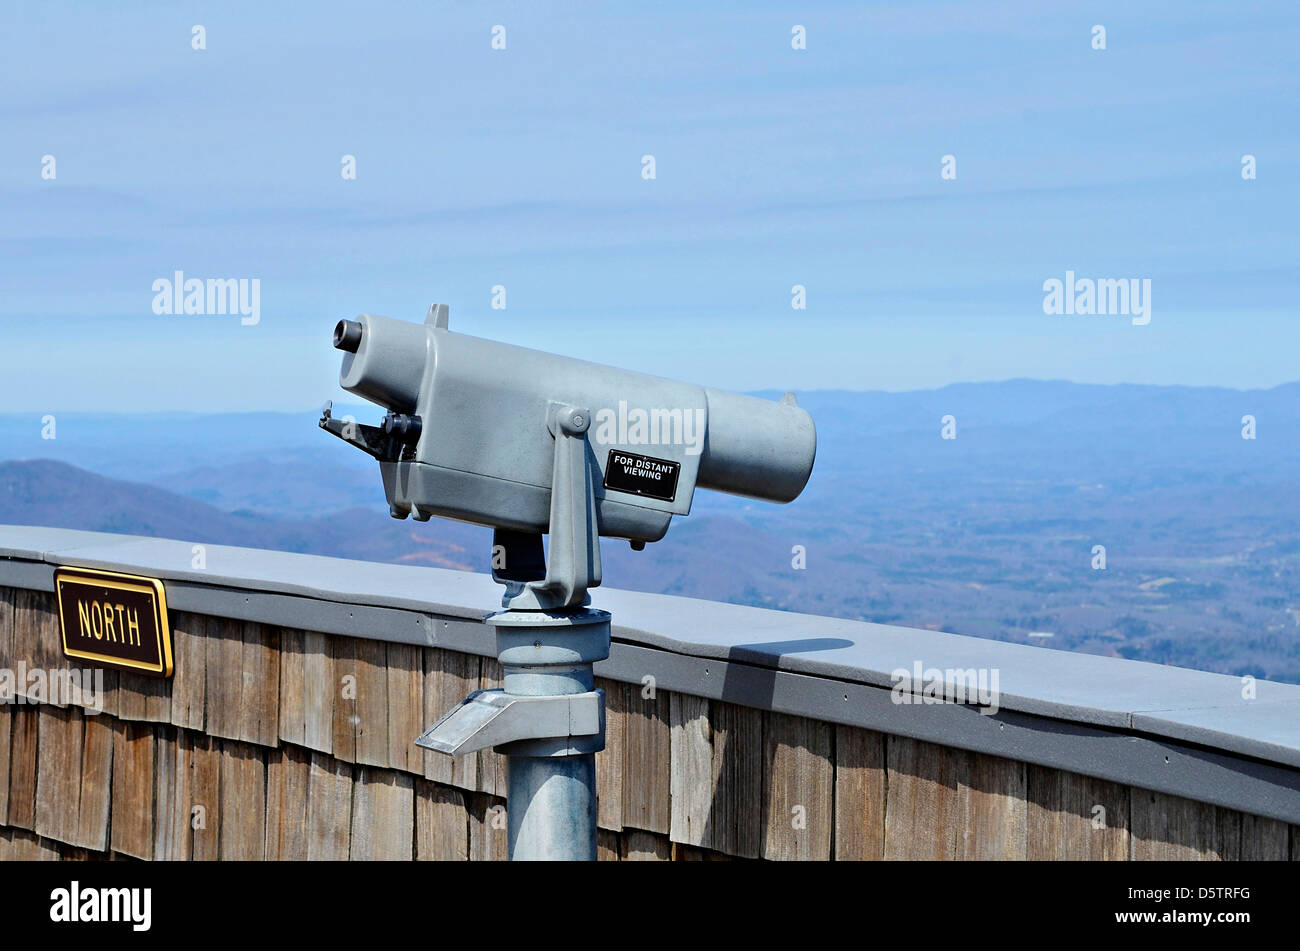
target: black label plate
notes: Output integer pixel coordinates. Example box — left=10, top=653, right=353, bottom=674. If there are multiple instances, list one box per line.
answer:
left=54, top=567, right=174, bottom=677
left=603, top=450, right=680, bottom=502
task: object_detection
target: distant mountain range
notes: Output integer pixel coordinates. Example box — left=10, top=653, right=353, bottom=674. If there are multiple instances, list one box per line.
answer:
left=3, top=379, right=1299, bottom=682
left=0, top=458, right=487, bottom=570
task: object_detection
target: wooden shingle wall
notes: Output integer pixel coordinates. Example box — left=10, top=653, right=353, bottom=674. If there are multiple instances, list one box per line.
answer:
left=0, top=586, right=1296, bottom=861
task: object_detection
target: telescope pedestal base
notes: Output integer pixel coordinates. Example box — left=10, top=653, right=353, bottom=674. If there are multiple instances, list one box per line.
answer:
left=505, top=755, right=598, bottom=861
left=489, top=607, right=610, bottom=861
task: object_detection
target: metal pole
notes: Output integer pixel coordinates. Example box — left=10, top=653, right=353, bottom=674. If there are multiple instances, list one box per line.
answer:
left=490, top=606, right=610, bottom=861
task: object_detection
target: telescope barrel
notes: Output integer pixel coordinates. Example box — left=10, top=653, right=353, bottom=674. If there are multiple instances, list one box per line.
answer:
left=697, top=388, right=816, bottom=503
left=336, top=313, right=428, bottom=414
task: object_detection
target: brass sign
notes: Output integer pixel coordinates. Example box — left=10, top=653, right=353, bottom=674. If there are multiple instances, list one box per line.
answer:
left=54, top=567, right=174, bottom=677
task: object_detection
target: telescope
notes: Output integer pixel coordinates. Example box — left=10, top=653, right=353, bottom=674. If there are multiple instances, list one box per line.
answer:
left=320, top=303, right=816, bottom=860
left=321, top=304, right=816, bottom=609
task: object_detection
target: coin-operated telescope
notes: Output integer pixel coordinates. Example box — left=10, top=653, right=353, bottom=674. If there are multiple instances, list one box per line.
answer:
left=320, top=304, right=816, bottom=859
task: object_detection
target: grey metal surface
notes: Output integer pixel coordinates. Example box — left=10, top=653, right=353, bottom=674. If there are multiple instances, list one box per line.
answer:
left=2, top=525, right=1300, bottom=807
left=0, top=526, right=499, bottom=618
left=507, top=756, right=598, bottom=861
left=1131, top=699, right=1300, bottom=770
left=484, top=608, right=609, bottom=860
left=414, top=689, right=603, bottom=756
left=492, top=403, right=603, bottom=610
left=328, top=308, right=815, bottom=542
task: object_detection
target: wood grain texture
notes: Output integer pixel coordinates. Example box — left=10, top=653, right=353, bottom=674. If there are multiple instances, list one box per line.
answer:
left=298, top=631, right=336, bottom=754
left=185, top=732, right=223, bottom=860
left=415, top=780, right=468, bottom=861
left=623, top=680, right=672, bottom=835
left=278, top=627, right=307, bottom=746
left=7, top=707, right=39, bottom=831
left=597, top=828, right=622, bottom=861
left=670, top=842, right=733, bottom=861
left=385, top=643, right=423, bottom=774
left=204, top=620, right=280, bottom=746
left=0, top=827, right=61, bottom=861
left=281, top=629, right=331, bottom=752
left=265, top=744, right=312, bottom=860
left=168, top=612, right=208, bottom=732
left=623, top=829, right=672, bottom=861
left=237, top=622, right=281, bottom=746
left=669, top=692, right=712, bottom=847
left=56, top=843, right=111, bottom=861
left=217, top=739, right=267, bottom=860
left=152, top=727, right=181, bottom=860
left=76, top=713, right=114, bottom=851
left=884, top=736, right=967, bottom=860
left=468, top=794, right=509, bottom=861
left=595, top=677, right=625, bottom=832
left=833, top=725, right=886, bottom=861
left=422, top=647, right=480, bottom=790
left=961, top=751, right=1027, bottom=860
left=762, top=711, right=832, bottom=861
left=705, top=701, right=763, bottom=858
left=476, top=658, right=508, bottom=797
left=331, top=636, right=391, bottom=767
left=354, top=638, right=392, bottom=768
left=34, top=704, right=82, bottom=844
left=110, top=720, right=156, bottom=860
left=157, top=730, right=205, bottom=861
left=0, top=707, right=10, bottom=825
left=204, top=617, right=244, bottom=741
left=116, top=668, right=171, bottom=723
left=350, top=766, right=414, bottom=860
left=1238, top=813, right=1289, bottom=861
left=668, top=695, right=762, bottom=856
left=1130, top=788, right=1240, bottom=861
left=1026, top=764, right=1129, bottom=860
left=11, top=589, right=64, bottom=698
left=0, top=590, right=19, bottom=723
left=90, top=669, right=120, bottom=720
left=0, top=587, right=12, bottom=673
left=330, top=637, right=360, bottom=764
left=305, top=751, right=354, bottom=861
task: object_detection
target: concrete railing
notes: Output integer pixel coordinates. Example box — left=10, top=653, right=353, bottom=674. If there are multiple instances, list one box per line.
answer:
left=1, top=525, right=1297, bottom=861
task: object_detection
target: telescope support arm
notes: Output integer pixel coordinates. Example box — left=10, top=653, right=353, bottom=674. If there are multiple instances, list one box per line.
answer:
left=492, top=403, right=602, bottom=611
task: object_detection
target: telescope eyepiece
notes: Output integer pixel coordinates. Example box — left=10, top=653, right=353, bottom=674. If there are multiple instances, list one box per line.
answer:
left=333, top=319, right=363, bottom=353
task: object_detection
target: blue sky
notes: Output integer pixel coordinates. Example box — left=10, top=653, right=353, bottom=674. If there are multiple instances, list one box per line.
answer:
left=1, top=1, right=1297, bottom=411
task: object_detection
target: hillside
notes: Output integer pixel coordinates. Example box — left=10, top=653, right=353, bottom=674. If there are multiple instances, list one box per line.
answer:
left=0, top=459, right=485, bottom=571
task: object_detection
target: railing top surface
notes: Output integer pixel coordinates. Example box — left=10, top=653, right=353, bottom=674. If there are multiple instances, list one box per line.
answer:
left=3, top=524, right=1299, bottom=770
